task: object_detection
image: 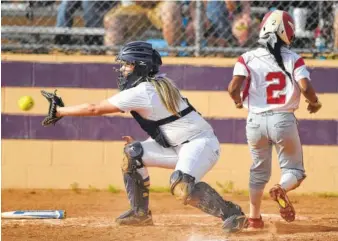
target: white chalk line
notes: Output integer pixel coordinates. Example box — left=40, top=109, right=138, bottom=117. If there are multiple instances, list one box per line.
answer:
left=1, top=213, right=310, bottom=228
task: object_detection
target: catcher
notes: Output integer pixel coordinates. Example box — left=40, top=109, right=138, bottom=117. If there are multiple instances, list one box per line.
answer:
left=41, top=41, right=247, bottom=233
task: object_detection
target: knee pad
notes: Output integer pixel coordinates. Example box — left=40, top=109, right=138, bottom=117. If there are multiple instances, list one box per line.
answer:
left=169, top=170, right=195, bottom=204
left=122, top=141, right=144, bottom=173
left=281, top=169, right=306, bottom=181
left=281, top=170, right=306, bottom=191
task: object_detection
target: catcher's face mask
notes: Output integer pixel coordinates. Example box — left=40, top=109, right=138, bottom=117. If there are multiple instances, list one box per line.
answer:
left=120, top=61, right=135, bottom=78
left=115, top=60, right=150, bottom=91
left=113, top=60, right=134, bottom=91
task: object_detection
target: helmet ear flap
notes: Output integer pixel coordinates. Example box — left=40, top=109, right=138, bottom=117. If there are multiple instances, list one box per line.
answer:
left=149, top=49, right=162, bottom=76
left=152, top=49, right=162, bottom=65
left=134, top=61, right=151, bottom=77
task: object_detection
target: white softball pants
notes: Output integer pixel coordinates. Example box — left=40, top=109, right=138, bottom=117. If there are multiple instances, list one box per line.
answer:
left=137, top=130, right=221, bottom=183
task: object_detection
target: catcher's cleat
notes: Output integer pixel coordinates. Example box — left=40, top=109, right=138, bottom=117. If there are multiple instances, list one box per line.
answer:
left=269, top=184, right=296, bottom=222
left=115, top=209, right=153, bottom=226
left=222, top=213, right=247, bottom=233
left=246, top=216, right=264, bottom=230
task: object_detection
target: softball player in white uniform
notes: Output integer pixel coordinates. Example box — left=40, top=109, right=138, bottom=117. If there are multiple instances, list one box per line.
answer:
left=228, top=10, right=322, bottom=229
left=43, top=41, right=247, bottom=233
left=108, top=81, right=220, bottom=180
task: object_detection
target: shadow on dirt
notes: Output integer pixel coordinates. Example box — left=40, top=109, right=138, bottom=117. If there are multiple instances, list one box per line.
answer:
left=275, top=221, right=338, bottom=234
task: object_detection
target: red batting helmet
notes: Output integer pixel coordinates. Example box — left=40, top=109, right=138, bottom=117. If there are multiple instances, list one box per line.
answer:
left=259, top=10, right=295, bottom=45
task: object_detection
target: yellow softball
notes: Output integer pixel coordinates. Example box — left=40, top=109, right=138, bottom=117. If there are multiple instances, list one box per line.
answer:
left=18, top=96, right=34, bottom=111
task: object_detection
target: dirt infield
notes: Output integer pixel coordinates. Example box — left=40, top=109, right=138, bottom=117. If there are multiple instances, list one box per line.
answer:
left=2, top=190, right=338, bottom=241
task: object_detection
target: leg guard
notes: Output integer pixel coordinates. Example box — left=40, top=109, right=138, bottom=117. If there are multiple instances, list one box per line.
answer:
left=123, top=172, right=149, bottom=214
left=122, top=142, right=149, bottom=214
left=169, top=170, right=243, bottom=220
left=188, top=182, right=244, bottom=220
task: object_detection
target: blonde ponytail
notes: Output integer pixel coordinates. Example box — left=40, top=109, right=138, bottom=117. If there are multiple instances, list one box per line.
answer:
left=149, top=77, right=182, bottom=116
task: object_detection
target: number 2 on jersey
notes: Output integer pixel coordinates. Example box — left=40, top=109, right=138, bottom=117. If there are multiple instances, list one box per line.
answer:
left=266, top=72, right=286, bottom=104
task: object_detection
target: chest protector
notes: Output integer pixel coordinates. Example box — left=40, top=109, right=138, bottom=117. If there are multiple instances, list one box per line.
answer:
left=131, top=98, right=198, bottom=148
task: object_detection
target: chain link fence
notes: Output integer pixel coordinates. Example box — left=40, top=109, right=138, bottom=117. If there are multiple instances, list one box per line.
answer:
left=2, top=0, right=338, bottom=57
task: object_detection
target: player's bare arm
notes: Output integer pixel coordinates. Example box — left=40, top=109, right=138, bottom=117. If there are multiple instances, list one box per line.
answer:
left=228, top=75, right=246, bottom=108
left=297, top=78, right=322, bottom=114
left=39, top=90, right=123, bottom=126
left=56, top=100, right=122, bottom=117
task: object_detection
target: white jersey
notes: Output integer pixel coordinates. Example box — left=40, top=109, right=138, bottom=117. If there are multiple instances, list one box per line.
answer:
left=108, top=82, right=214, bottom=146
left=233, top=47, right=311, bottom=113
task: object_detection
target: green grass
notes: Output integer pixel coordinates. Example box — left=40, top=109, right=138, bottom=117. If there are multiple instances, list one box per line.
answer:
left=108, top=184, right=121, bottom=193
left=67, top=181, right=338, bottom=198
left=299, top=192, right=338, bottom=198
left=316, top=192, right=338, bottom=198
left=88, top=185, right=99, bottom=192
left=216, top=181, right=249, bottom=196
left=262, top=193, right=271, bottom=200
left=216, top=180, right=234, bottom=194
left=149, top=186, right=171, bottom=193
left=70, top=182, right=80, bottom=193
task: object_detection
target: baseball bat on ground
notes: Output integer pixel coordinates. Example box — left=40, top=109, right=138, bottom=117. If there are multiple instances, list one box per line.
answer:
left=1, top=210, right=66, bottom=219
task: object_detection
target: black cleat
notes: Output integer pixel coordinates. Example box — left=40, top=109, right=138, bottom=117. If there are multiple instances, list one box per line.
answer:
left=115, top=209, right=154, bottom=226
left=222, top=213, right=247, bottom=233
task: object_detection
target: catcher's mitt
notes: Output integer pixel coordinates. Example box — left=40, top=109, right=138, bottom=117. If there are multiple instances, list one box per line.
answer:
left=41, top=89, right=65, bottom=126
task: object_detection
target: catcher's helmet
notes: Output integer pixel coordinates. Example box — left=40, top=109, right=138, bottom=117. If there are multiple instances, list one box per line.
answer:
left=116, top=41, right=162, bottom=91
left=259, top=10, right=295, bottom=46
